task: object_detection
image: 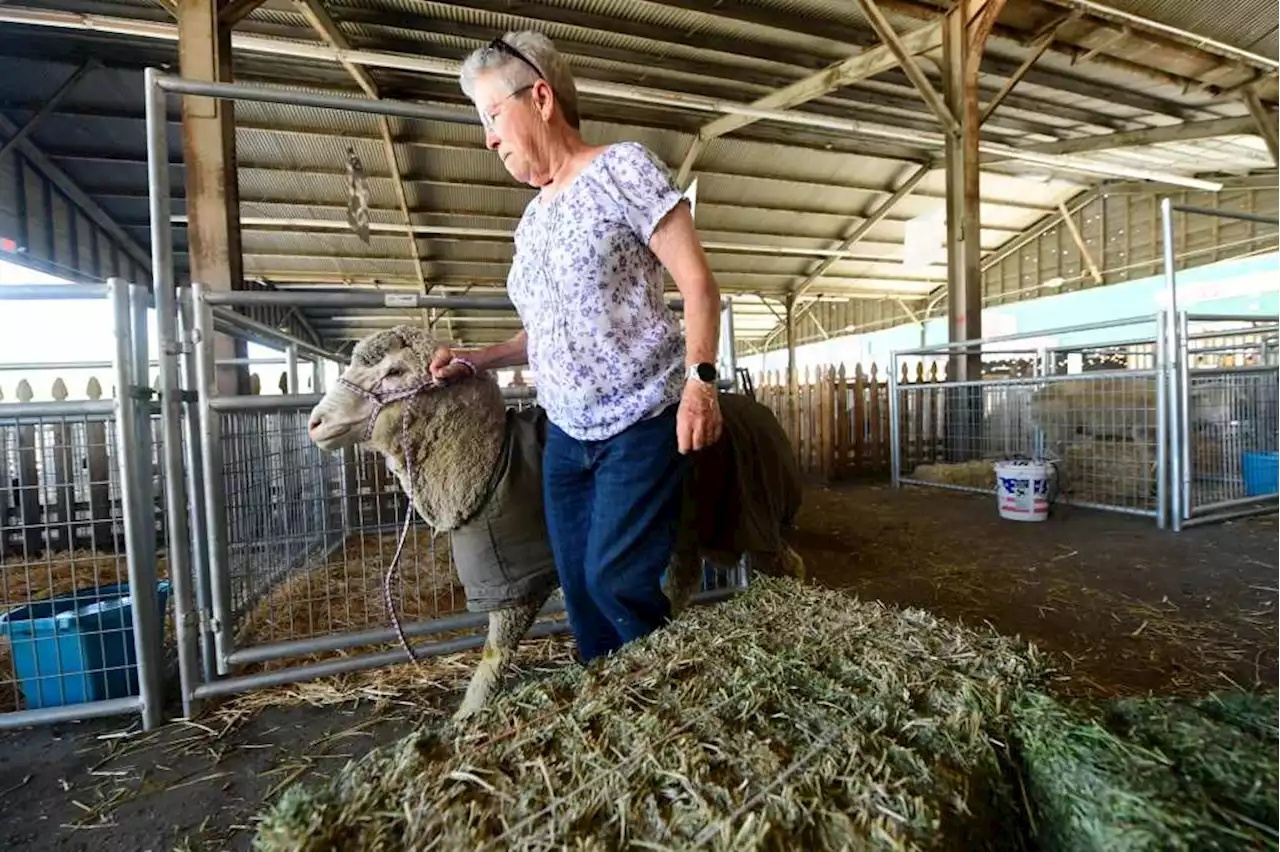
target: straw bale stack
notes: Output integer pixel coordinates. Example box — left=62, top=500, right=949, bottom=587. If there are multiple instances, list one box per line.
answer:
left=1013, top=690, right=1277, bottom=850
left=1058, top=440, right=1157, bottom=507
left=254, top=577, right=1047, bottom=851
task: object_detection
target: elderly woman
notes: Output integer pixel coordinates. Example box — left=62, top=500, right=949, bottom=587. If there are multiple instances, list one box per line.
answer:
left=429, top=31, right=724, bottom=664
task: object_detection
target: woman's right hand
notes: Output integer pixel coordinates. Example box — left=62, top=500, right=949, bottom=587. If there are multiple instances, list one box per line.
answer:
left=429, top=347, right=475, bottom=382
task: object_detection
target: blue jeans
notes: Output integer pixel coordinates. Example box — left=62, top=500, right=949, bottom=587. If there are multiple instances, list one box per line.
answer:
left=542, top=404, right=686, bottom=663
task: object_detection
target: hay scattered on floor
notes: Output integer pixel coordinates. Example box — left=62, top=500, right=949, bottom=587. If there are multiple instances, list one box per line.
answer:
left=254, top=577, right=1048, bottom=851
left=1013, top=690, right=1279, bottom=851
left=909, top=460, right=996, bottom=489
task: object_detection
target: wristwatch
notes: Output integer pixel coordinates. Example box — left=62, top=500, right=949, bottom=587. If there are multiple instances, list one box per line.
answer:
left=687, top=362, right=718, bottom=384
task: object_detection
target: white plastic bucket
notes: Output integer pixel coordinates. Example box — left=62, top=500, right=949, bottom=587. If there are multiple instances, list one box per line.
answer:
left=993, top=460, right=1051, bottom=522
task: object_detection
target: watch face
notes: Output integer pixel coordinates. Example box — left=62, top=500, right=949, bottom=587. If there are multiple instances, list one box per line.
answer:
left=696, top=363, right=717, bottom=383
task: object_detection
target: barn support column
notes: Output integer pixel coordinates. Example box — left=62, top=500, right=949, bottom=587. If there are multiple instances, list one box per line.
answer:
left=942, top=0, right=1005, bottom=461
left=179, top=0, right=246, bottom=395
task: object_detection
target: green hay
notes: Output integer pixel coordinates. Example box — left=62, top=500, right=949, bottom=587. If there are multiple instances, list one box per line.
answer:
left=1013, top=691, right=1279, bottom=852
left=252, top=577, right=1048, bottom=851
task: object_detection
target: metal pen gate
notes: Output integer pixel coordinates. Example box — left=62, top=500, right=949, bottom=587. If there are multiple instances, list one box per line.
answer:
left=888, top=200, right=1278, bottom=531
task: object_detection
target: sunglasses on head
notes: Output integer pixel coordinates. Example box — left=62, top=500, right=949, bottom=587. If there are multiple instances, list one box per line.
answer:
left=487, top=37, right=544, bottom=82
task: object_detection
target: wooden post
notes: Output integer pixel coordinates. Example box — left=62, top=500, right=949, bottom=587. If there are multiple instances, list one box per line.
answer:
left=819, top=366, right=834, bottom=481
left=868, top=364, right=883, bottom=471
left=15, top=380, right=42, bottom=555
left=0, top=382, right=9, bottom=558
left=49, top=378, right=73, bottom=553
left=852, top=364, right=866, bottom=473
left=85, top=378, right=113, bottom=550
left=835, top=363, right=849, bottom=479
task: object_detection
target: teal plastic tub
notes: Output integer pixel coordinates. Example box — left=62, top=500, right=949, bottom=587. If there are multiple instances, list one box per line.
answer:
left=0, top=581, right=171, bottom=710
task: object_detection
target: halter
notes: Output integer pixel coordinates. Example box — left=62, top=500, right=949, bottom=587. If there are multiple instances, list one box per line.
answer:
left=337, top=356, right=476, bottom=665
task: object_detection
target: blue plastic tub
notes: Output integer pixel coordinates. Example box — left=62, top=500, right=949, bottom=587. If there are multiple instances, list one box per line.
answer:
left=1242, top=451, right=1280, bottom=497
left=0, top=581, right=171, bottom=710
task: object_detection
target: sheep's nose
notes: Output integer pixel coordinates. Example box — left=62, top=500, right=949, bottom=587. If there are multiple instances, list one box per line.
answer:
left=308, top=414, right=323, bottom=433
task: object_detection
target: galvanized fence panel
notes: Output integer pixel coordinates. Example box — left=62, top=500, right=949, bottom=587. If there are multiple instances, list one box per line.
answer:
left=1179, top=315, right=1280, bottom=527
left=0, top=280, right=167, bottom=730
left=890, top=315, right=1169, bottom=522
left=181, top=297, right=750, bottom=704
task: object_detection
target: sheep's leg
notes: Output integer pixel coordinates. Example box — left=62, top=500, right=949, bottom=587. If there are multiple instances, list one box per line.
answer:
left=663, top=543, right=701, bottom=618
left=454, top=592, right=547, bottom=721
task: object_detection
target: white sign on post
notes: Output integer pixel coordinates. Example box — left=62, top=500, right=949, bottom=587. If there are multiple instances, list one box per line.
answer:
left=902, top=207, right=945, bottom=272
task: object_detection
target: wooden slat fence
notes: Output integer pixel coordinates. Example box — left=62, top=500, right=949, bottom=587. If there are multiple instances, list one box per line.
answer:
left=755, top=362, right=950, bottom=482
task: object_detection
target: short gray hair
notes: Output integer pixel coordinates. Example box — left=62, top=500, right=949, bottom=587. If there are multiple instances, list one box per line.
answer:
left=459, top=31, right=581, bottom=129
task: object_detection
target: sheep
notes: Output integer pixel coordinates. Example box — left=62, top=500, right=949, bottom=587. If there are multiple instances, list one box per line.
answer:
left=307, top=325, right=805, bottom=720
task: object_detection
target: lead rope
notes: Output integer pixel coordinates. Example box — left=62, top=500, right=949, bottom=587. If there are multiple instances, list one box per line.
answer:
left=338, top=357, right=476, bottom=666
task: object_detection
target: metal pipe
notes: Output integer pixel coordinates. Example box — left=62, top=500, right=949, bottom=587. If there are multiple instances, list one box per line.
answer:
left=1170, top=204, right=1280, bottom=226
left=1179, top=501, right=1279, bottom=528
left=0, top=696, right=142, bottom=731
left=1188, top=492, right=1280, bottom=516
left=1177, top=310, right=1192, bottom=524
left=225, top=598, right=568, bottom=666
left=908, top=367, right=1160, bottom=391
left=128, top=281, right=165, bottom=729
left=155, top=74, right=479, bottom=125
left=892, top=314, right=1158, bottom=355
left=285, top=344, right=299, bottom=394
left=1160, top=197, right=1183, bottom=532
left=192, top=282, right=234, bottom=673
left=209, top=393, right=324, bottom=412
left=108, top=279, right=162, bottom=731
left=147, top=64, right=200, bottom=720
left=209, top=307, right=343, bottom=363
left=0, top=360, right=136, bottom=371
left=216, top=214, right=916, bottom=262
left=0, top=400, right=115, bottom=420
left=1155, top=310, right=1167, bottom=530
left=888, top=355, right=901, bottom=487
left=205, top=289, right=687, bottom=315
left=215, top=357, right=312, bottom=366
left=195, top=619, right=571, bottom=700
left=177, top=287, right=216, bottom=684
left=0, top=284, right=108, bottom=300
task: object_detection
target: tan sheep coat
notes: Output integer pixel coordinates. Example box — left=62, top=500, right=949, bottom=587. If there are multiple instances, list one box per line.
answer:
left=449, top=405, right=560, bottom=613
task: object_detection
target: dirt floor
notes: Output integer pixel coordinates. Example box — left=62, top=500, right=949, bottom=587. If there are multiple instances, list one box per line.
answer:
left=1, top=483, right=1276, bottom=851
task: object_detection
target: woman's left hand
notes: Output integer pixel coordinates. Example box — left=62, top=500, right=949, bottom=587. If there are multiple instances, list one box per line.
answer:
left=677, top=380, right=723, bottom=454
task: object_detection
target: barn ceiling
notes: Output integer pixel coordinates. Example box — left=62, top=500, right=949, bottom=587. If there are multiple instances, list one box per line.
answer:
left=0, top=0, right=1275, bottom=353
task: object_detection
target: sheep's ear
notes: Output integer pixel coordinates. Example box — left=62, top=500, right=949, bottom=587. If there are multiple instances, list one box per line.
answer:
left=385, top=334, right=405, bottom=354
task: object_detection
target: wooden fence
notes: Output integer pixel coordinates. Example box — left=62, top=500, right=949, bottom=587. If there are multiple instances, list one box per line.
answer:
left=755, top=362, right=949, bottom=482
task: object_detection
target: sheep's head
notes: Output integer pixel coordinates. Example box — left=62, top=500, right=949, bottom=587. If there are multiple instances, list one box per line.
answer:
left=308, top=325, right=461, bottom=453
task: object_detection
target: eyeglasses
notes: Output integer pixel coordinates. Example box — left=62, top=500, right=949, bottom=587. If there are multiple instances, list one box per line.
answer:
left=478, top=84, right=533, bottom=133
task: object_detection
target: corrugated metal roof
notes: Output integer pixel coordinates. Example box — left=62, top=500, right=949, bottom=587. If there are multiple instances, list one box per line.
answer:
left=1, top=0, right=1274, bottom=347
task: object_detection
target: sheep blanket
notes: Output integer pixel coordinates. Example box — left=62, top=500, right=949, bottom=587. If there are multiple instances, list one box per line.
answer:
left=449, top=405, right=560, bottom=613
left=450, top=392, right=801, bottom=612
left=680, top=391, right=802, bottom=560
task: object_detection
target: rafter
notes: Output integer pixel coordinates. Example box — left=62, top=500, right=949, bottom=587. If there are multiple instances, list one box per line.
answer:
left=0, top=57, right=98, bottom=161
left=674, top=18, right=945, bottom=186
left=1020, top=116, right=1260, bottom=156
left=979, top=23, right=1063, bottom=125
left=853, top=0, right=958, bottom=134
left=1242, top=87, right=1279, bottom=165
left=761, top=163, right=934, bottom=349
left=295, top=0, right=430, bottom=302
left=0, top=112, right=152, bottom=272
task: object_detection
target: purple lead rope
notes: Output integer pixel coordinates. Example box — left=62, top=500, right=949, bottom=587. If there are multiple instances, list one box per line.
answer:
left=337, top=355, right=477, bottom=666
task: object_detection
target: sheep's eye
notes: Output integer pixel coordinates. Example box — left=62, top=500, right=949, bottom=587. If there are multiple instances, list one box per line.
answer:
left=385, top=365, right=406, bottom=378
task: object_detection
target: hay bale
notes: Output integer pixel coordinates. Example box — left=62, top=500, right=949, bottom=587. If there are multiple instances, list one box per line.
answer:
left=1013, top=691, right=1279, bottom=851
left=909, top=460, right=996, bottom=490
left=1030, top=376, right=1158, bottom=448
left=1058, top=440, right=1156, bottom=506
left=253, top=577, right=1046, bottom=851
